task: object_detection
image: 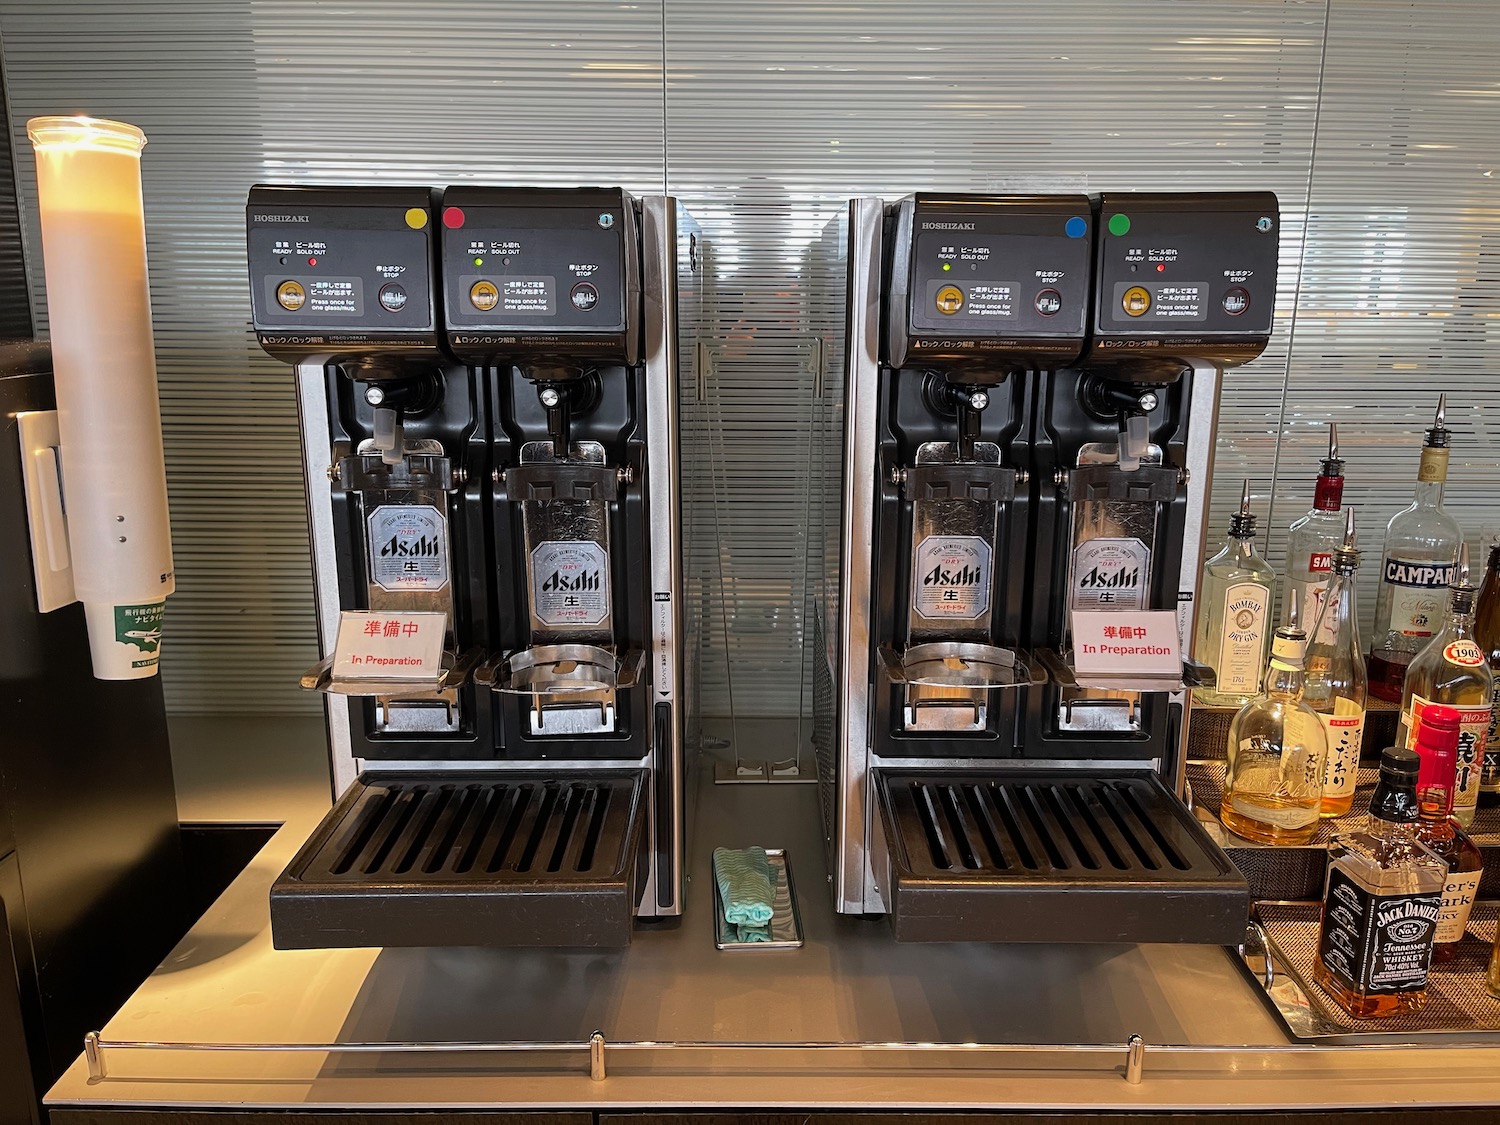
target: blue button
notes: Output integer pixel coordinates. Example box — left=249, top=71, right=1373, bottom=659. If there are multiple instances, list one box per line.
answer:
left=1065, top=216, right=1087, bottom=238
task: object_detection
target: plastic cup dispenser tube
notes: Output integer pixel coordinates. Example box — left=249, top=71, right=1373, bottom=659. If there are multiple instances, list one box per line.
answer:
left=26, top=116, right=174, bottom=679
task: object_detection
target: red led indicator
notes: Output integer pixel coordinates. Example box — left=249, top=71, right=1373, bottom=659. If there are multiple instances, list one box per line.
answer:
left=443, top=206, right=466, bottom=229
left=1156, top=263, right=1165, bottom=272
left=307, top=257, right=317, bottom=266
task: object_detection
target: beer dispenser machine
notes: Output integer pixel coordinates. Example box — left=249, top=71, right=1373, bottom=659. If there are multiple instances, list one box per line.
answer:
left=814, top=192, right=1278, bottom=943
left=247, top=185, right=698, bottom=948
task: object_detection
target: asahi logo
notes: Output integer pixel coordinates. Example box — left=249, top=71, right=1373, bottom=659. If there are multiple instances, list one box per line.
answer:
left=252, top=213, right=311, bottom=223
left=541, top=567, right=602, bottom=593
left=922, top=562, right=984, bottom=588
left=1078, top=564, right=1140, bottom=590
left=379, top=532, right=441, bottom=558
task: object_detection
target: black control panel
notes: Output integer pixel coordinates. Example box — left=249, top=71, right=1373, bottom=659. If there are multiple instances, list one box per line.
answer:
left=439, top=187, right=640, bottom=365
left=1083, top=191, right=1280, bottom=381
left=247, top=185, right=441, bottom=363
left=887, top=194, right=1093, bottom=371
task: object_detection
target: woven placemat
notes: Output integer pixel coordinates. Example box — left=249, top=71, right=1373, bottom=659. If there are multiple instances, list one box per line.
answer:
left=1257, top=901, right=1500, bottom=1033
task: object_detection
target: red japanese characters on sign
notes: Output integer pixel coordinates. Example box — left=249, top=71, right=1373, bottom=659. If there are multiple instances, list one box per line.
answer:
left=332, top=611, right=445, bottom=682
left=1072, top=609, right=1181, bottom=679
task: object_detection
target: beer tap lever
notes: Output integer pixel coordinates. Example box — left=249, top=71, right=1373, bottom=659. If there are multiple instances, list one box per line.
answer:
left=539, top=384, right=570, bottom=457
left=364, top=387, right=404, bottom=467
left=955, top=388, right=988, bottom=463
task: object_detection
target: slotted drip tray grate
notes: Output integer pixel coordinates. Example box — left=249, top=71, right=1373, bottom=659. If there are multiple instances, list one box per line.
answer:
left=272, top=770, right=646, bottom=949
left=875, top=770, right=1248, bottom=944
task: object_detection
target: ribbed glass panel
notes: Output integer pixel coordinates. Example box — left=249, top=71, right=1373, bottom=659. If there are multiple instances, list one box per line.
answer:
left=1271, top=0, right=1500, bottom=632
left=664, top=0, right=1325, bottom=714
left=0, top=1, right=666, bottom=714
left=2, top=0, right=1497, bottom=723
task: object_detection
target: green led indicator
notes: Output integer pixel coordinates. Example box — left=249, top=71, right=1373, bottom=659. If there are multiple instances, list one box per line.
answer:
left=1108, top=213, right=1131, bottom=237
left=473, top=256, right=484, bottom=266
left=942, top=262, right=951, bottom=271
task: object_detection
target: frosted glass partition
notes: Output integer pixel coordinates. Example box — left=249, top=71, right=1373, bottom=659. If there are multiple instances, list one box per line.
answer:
left=1, top=0, right=1496, bottom=724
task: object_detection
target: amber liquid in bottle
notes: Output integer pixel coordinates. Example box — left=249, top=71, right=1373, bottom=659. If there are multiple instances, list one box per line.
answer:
left=1314, top=748, right=1446, bottom=1018
left=1410, top=705, right=1483, bottom=964
left=1474, top=542, right=1500, bottom=806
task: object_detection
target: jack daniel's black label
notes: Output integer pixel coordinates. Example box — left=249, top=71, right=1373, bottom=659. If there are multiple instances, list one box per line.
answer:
left=1318, top=866, right=1441, bottom=995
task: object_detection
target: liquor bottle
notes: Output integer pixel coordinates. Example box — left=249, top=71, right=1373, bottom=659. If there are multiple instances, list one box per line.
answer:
left=1303, top=509, right=1367, bottom=818
left=1193, top=481, right=1275, bottom=707
left=1314, top=746, right=1446, bottom=1018
left=1285, top=423, right=1346, bottom=640
left=1473, top=539, right=1500, bottom=804
left=1397, top=544, right=1494, bottom=827
left=1369, top=395, right=1462, bottom=702
left=1410, top=705, right=1483, bottom=964
left=1220, top=590, right=1329, bottom=845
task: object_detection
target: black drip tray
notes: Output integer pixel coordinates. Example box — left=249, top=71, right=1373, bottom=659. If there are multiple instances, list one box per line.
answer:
left=272, top=770, right=646, bottom=949
left=875, top=769, right=1248, bottom=944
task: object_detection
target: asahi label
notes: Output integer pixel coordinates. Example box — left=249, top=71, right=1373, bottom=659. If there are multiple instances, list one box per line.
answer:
left=1215, top=581, right=1270, bottom=697
left=367, top=505, right=449, bottom=592
left=1404, top=693, right=1492, bottom=816
left=912, top=535, right=992, bottom=620
left=1319, top=867, right=1440, bottom=995
left=1071, top=538, right=1150, bottom=611
left=1383, top=557, right=1457, bottom=638
left=532, top=540, right=609, bottom=627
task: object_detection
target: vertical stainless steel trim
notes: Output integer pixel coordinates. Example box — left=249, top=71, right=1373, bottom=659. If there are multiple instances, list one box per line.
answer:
left=1172, top=360, right=1223, bottom=796
left=639, top=194, right=684, bottom=916
left=295, top=357, right=354, bottom=798
left=837, top=198, right=885, bottom=914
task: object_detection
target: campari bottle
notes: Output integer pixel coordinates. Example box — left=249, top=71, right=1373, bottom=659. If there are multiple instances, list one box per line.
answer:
left=1369, top=395, right=1462, bottom=702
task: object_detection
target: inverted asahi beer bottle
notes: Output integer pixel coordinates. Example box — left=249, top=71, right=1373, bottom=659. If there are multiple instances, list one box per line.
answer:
left=1369, top=395, right=1462, bottom=702
left=1397, top=544, right=1494, bottom=828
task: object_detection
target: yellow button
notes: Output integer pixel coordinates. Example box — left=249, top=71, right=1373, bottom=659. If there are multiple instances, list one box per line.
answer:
left=935, top=285, right=964, bottom=315
left=1122, top=286, right=1151, bottom=317
left=469, top=280, right=499, bottom=312
left=404, top=207, right=428, bottom=230
left=276, top=279, right=306, bottom=311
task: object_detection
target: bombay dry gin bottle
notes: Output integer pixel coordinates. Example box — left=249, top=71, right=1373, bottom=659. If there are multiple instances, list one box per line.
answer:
left=1473, top=539, right=1500, bottom=803
left=1314, top=746, right=1446, bottom=1018
left=1193, top=481, right=1275, bottom=707
left=1303, top=510, right=1367, bottom=818
left=1369, top=395, right=1462, bottom=702
left=1219, top=590, right=1329, bottom=845
left=1397, top=544, right=1494, bottom=828
left=1285, top=423, right=1346, bottom=638
left=1410, top=705, right=1482, bottom=964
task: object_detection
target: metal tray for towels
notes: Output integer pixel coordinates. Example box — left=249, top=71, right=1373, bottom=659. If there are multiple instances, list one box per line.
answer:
left=874, top=769, right=1248, bottom=944
left=271, top=770, right=646, bottom=949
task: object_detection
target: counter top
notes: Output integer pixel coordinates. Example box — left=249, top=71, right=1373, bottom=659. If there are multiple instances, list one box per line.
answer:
left=47, top=755, right=1500, bottom=1112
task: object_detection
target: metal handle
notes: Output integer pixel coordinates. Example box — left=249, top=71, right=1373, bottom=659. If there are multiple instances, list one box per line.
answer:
left=1240, top=921, right=1276, bottom=990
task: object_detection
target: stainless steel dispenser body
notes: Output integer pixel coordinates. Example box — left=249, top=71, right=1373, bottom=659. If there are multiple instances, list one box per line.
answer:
left=813, top=192, right=1279, bottom=943
left=248, top=186, right=698, bottom=947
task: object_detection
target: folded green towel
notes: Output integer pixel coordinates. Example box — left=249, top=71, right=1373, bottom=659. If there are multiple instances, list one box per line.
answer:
left=713, top=846, right=774, bottom=927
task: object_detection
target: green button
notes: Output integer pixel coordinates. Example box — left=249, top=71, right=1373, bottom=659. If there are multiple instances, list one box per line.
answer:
left=1108, top=213, right=1131, bottom=237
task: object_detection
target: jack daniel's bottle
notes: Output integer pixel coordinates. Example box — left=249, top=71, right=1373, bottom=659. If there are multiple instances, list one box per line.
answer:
left=1315, top=746, right=1445, bottom=1018
left=1369, top=395, right=1462, bottom=702
left=1193, top=481, right=1275, bottom=707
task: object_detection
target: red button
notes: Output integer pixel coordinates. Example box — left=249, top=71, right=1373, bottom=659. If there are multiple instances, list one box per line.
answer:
left=442, top=206, right=465, bottom=229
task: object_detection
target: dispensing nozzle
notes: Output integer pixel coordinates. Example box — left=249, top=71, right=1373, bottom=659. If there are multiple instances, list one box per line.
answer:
left=1329, top=507, right=1361, bottom=575
left=366, top=385, right=405, bottom=466
left=1426, top=392, right=1452, bottom=449
left=1227, top=480, right=1258, bottom=540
